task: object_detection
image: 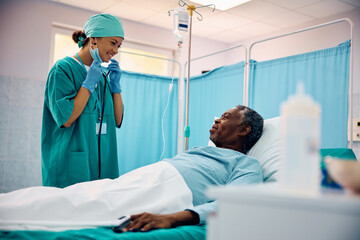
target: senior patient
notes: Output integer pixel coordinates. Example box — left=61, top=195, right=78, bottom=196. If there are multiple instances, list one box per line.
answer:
left=126, top=105, right=264, bottom=231
left=0, top=105, right=263, bottom=232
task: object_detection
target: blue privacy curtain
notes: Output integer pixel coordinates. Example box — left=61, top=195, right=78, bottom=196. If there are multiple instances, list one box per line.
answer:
left=116, top=71, right=178, bottom=175
left=188, top=62, right=245, bottom=149
left=249, top=40, right=350, bottom=148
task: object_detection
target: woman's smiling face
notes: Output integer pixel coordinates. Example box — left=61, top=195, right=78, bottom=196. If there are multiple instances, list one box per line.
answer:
left=92, top=36, right=123, bottom=62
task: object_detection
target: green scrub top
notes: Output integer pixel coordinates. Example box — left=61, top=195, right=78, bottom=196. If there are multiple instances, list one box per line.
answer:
left=41, top=57, right=119, bottom=188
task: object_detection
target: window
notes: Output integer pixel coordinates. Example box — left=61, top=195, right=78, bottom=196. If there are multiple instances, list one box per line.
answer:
left=119, top=47, right=170, bottom=76
left=50, top=24, right=79, bottom=68
left=53, top=33, right=79, bottom=64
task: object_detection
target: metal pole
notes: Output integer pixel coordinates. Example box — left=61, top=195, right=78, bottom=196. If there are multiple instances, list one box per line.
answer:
left=348, top=19, right=354, bottom=149
left=248, top=18, right=353, bottom=148
left=243, top=50, right=249, bottom=106
left=183, top=44, right=247, bottom=106
left=184, top=5, right=195, bottom=151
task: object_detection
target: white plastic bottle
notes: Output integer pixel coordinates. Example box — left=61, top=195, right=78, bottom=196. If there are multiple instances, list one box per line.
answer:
left=279, top=82, right=321, bottom=195
left=173, top=7, right=189, bottom=43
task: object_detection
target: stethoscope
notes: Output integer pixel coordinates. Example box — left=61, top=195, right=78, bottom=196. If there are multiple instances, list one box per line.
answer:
left=76, top=53, right=109, bottom=179
left=97, top=71, right=109, bottom=179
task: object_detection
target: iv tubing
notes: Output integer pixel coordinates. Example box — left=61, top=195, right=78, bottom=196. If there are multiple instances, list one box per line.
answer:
left=160, top=75, right=176, bottom=161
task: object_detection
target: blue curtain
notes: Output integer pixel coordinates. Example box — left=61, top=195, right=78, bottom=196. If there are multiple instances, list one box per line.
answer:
left=249, top=40, right=350, bottom=148
left=188, top=62, right=245, bottom=148
left=116, top=71, right=178, bottom=175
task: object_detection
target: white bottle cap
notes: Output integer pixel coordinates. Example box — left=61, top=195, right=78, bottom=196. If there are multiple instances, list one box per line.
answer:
left=281, top=82, right=320, bottom=116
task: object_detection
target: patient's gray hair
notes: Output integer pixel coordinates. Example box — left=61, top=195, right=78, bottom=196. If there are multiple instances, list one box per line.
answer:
left=236, top=105, right=264, bottom=153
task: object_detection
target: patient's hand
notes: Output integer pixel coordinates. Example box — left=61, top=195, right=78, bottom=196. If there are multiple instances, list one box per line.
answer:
left=123, top=210, right=199, bottom=232
left=123, top=212, right=172, bottom=232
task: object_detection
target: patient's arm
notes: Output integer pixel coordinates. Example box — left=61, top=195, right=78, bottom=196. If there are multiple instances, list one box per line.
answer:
left=123, top=210, right=199, bottom=232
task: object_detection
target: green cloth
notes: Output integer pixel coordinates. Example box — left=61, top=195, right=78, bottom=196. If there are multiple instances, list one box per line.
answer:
left=84, top=13, right=124, bottom=38
left=0, top=225, right=206, bottom=240
left=320, top=148, right=357, bottom=160
left=41, top=57, right=119, bottom=188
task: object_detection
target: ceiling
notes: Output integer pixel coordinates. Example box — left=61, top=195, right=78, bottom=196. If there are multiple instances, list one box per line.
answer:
left=50, top=0, right=360, bottom=43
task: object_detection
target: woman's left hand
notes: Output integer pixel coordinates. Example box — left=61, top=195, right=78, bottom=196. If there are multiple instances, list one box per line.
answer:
left=108, top=59, right=122, bottom=93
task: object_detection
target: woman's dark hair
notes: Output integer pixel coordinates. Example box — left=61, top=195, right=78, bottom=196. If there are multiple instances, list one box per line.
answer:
left=236, top=105, right=264, bottom=153
left=72, top=30, right=89, bottom=48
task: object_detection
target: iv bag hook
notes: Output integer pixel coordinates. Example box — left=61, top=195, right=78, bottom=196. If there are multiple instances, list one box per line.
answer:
left=168, top=0, right=215, bottom=21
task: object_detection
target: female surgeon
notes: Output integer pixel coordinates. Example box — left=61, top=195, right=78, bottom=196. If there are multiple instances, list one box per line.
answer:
left=41, top=13, right=124, bottom=188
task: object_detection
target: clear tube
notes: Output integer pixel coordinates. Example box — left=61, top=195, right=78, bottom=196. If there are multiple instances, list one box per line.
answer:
left=160, top=72, right=176, bottom=161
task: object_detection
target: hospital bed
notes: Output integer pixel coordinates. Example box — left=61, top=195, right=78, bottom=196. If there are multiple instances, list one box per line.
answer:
left=0, top=129, right=356, bottom=239
left=0, top=19, right=356, bottom=239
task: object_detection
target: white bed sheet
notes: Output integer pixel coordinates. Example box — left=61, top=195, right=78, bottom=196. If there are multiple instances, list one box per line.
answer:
left=0, top=161, right=193, bottom=231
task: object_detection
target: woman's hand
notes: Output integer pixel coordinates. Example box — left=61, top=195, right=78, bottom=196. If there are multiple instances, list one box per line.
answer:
left=81, top=60, right=102, bottom=94
left=108, top=59, right=122, bottom=93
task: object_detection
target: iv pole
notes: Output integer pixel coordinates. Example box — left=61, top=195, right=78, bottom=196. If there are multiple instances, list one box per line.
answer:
left=170, top=0, right=215, bottom=151
left=184, top=4, right=195, bottom=151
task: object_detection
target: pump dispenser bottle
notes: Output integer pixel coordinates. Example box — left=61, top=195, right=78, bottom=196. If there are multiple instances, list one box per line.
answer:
left=279, top=82, right=321, bottom=195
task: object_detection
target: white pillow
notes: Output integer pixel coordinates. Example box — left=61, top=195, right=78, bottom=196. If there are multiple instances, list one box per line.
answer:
left=208, top=117, right=218, bottom=147
left=247, top=117, right=281, bottom=183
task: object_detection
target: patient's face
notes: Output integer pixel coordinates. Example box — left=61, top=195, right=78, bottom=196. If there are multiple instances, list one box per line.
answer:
left=209, top=108, right=245, bottom=148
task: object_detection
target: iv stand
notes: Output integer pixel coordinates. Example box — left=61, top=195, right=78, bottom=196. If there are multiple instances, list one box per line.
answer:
left=169, top=0, right=215, bottom=151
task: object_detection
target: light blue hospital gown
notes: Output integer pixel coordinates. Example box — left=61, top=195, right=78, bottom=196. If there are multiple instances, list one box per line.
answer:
left=164, top=146, right=263, bottom=224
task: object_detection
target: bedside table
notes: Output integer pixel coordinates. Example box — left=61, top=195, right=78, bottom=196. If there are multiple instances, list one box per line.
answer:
left=207, top=184, right=360, bottom=240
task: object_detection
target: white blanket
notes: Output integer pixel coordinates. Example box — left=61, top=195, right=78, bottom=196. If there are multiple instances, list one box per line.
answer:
left=0, top=161, right=193, bottom=231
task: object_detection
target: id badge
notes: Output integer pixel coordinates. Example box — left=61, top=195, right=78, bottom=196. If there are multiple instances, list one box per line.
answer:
left=96, top=122, right=107, bottom=135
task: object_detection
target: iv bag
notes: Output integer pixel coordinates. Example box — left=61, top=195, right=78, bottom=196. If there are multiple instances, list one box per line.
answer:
left=173, top=8, right=189, bottom=42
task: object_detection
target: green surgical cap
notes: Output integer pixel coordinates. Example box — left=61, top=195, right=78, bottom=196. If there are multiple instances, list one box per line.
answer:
left=84, top=13, right=124, bottom=39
